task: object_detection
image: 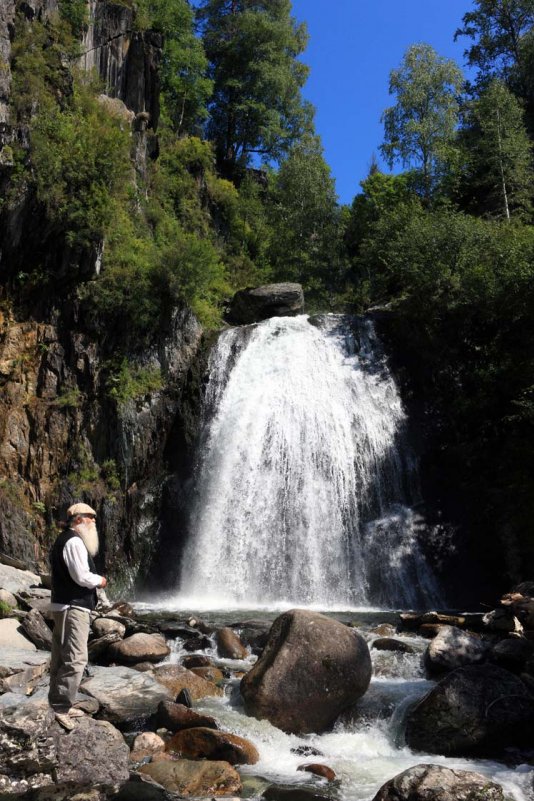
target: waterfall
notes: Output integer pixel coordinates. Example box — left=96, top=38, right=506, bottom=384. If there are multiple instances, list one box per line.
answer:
left=179, top=314, right=443, bottom=609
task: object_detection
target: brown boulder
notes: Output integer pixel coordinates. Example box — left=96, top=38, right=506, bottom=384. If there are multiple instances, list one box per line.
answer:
left=241, top=609, right=371, bottom=734
left=152, top=663, right=223, bottom=700
left=216, top=627, right=248, bottom=659
left=372, top=638, right=416, bottom=654
left=190, top=665, right=225, bottom=685
left=156, top=700, right=219, bottom=732
left=372, top=764, right=507, bottom=801
left=92, top=617, right=126, bottom=639
left=297, top=764, right=336, bottom=781
left=166, top=726, right=259, bottom=765
left=106, top=632, right=170, bottom=664
left=139, top=758, right=242, bottom=796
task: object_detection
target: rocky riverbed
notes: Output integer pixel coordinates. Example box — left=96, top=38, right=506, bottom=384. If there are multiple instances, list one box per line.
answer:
left=1, top=560, right=534, bottom=800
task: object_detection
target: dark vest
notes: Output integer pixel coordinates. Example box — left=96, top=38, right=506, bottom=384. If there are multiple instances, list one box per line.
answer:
left=50, top=529, right=98, bottom=610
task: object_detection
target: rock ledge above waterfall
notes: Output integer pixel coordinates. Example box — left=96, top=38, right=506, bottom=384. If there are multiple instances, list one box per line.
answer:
left=226, top=283, right=304, bottom=324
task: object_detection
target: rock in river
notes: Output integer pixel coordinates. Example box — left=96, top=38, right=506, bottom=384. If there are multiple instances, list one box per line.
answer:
left=139, top=758, right=242, bottom=796
left=106, top=632, right=170, bottom=664
left=152, top=663, right=223, bottom=700
left=424, top=625, right=490, bottom=674
left=166, top=726, right=259, bottom=765
left=216, top=626, right=248, bottom=659
left=241, top=609, right=371, bottom=734
left=372, top=764, right=508, bottom=801
left=405, top=664, right=534, bottom=757
left=156, top=700, right=219, bottom=732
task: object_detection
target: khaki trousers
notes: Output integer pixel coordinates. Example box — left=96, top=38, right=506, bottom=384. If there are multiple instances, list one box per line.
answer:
left=48, top=608, right=90, bottom=713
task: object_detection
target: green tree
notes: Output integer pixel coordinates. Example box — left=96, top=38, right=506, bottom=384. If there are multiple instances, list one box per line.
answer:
left=455, top=0, right=534, bottom=97
left=197, top=0, right=312, bottom=178
left=138, top=0, right=212, bottom=134
left=463, top=79, right=532, bottom=219
left=267, top=134, right=341, bottom=297
left=381, top=44, right=464, bottom=200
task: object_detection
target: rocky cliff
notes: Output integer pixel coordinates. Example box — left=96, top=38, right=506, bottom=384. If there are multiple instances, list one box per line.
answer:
left=0, top=0, right=205, bottom=591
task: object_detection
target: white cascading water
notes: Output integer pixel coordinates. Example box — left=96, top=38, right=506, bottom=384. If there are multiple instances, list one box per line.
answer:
left=179, top=314, right=443, bottom=609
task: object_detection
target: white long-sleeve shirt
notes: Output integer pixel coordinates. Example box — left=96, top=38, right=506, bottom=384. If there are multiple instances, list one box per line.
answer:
left=50, top=536, right=103, bottom=612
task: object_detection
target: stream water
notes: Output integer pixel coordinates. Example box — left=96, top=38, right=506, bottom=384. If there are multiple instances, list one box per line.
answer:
left=136, top=607, right=534, bottom=801
left=141, top=315, right=533, bottom=799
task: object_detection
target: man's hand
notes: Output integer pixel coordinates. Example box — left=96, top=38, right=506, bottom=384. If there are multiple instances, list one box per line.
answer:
left=100, top=577, right=107, bottom=588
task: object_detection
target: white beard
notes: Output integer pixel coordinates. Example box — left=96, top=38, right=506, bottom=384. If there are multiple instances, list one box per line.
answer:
left=74, top=522, right=100, bottom=558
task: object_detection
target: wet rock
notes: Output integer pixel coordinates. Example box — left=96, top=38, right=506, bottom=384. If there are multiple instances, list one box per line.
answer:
left=110, top=770, right=180, bottom=800
left=186, top=616, right=212, bottom=633
left=297, top=764, right=336, bottom=781
left=152, top=664, right=223, bottom=700
left=370, top=623, right=397, bottom=637
left=182, top=634, right=212, bottom=651
left=372, top=637, right=416, bottom=654
left=236, top=620, right=271, bottom=652
left=241, top=609, right=372, bottom=734
left=372, top=764, right=507, bottom=801
left=419, top=623, right=446, bottom=639
left=156, top=700, right=219, bottom=732
left=131, top=732, right=166, bottom=762
left=227, top=283, right=305, bottom=325
left=424, top=626, right=490, bottom=674
left=216, top=627, right=248, bottom=659
left=0, top=617, right=36, bottom=650
left=166, top=726, right=259, bottom=765
left=132, top=660, right=157, bottom=672
left=106, top=632, right=170, bottom=664
left=190, top=665, right=225, bottom=685
left=483, top=608, right=523, bottom=634
left=19, top=608, right=52, bottom=650
left=400, top=612, right=468, bottom=630
left=405, top=664, right=534, bottom=756
left=263, top=784, right=330, bottom=801
left=0, top=694, right=129, bottom=796
left=291, top=745, right=324, bottom=757
left=181, top=654, right=212, bottom=669
left=110, top=602, right=135, bottom=618
left=92, top=617, right=127, bottom=638
left=490, top=637, right=534, bottom=673
left=81, top=665, right=172, bottom=725
left=139, top=758, right=242, bottom=796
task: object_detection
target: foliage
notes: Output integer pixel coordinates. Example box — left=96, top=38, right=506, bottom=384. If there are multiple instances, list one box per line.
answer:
left=267, top=134, right=343, bottom=300
left=58, top=0, right=88, bottom=39
left=461, top=79, right=533, bottom=218
left=381, top=44, right=464, bottom=199
left=54, top=386, right=82, bottom=408
left=198, top=0, right=313, bottom=177
left=107, top=359, right=163, bottom=405
left=0, top=601, right=14, bottom=618
left=137, top=0, right=212, bottom=134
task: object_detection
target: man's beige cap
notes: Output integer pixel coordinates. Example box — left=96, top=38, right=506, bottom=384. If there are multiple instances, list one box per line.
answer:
left=67, top=502, right=97, bottom=519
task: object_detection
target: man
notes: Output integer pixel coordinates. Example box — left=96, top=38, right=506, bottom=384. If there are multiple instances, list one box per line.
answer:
left=49, top=502, right=107, bottom=730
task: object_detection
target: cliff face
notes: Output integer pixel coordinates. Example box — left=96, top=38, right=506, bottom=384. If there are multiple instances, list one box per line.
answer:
left=0, top=1, right=204, bottom=591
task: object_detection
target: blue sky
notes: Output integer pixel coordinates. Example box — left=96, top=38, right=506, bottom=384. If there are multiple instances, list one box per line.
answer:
left=289, top=0, right=475, bottom=204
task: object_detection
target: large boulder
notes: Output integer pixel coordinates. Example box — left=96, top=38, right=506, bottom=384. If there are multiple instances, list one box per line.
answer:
left=405, top=664, right=534, bottom=757
left=424, top=626, right=490, bottom=674
left=216, top=626, right=248, bottom=659
left=152, top=663, right=223, bottom=700
left=240, top=609, right=372, bottom=734
left=166, top=726, right=259, bottom=765
left=0, top=563, right=40, bottom=594
left=139, top=758, right=242, bottom=796
left=0, top=694, right=129, bottom=799
left=227, top=283, right=304, bottom=325
left=92, top=617, right=127, bottom=638
left=372, top=764, right=508, bottom=801
left=81, top=665, right=173, bottom=725
left=106, top=632, right=170, bottom=664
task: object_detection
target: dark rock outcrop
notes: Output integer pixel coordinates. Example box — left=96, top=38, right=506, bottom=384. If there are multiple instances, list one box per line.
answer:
left=240, top=609, right=372, bottom=734
left=372, top=764, right=507, bottom=801
left=227, top=283, right=304, bottom=325
left=405, top=664, right=534, bottom=756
